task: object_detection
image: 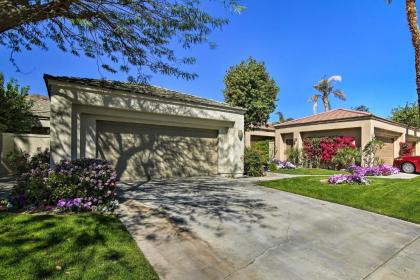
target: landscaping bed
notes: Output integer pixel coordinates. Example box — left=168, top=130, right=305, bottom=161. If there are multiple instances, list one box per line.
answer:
left=272, top=168, right=344, bottom=175
left=0, top=212, right=158, bottom=280
left=259, top=176, right=420, bottom=224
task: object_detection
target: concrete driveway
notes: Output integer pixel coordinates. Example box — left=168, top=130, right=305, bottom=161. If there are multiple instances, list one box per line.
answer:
left=116, top=177, right=420, bottom=280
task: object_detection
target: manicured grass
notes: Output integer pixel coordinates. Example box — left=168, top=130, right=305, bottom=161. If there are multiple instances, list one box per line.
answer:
left=0, top=213, right=158, bottom=280
left=259, top=176, right=420, bottom=224
left=273, top=168, right=345, bottom=175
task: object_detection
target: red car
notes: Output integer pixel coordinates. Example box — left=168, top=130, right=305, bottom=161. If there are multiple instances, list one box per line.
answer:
left=393, top=156, right=420, bottom=174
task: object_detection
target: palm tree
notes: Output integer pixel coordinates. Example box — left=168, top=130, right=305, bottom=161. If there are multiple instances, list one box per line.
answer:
left=388, top=0, right=420, bottom=116
left=276, top=111, right=285, bottom=123
left=309, top=75, right=346, bottom=113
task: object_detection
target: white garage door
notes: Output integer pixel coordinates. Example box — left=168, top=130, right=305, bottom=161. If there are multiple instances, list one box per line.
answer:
left=97, top=121, right=219, bottom=179
left=376, top=137, right=394, bottom=165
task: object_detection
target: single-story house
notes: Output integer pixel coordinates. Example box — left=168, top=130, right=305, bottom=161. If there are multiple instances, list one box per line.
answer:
left=275, top=109, right=420, bottom=165
left=0, top=95, right=50, bottom=176
left=245, top=124, right=276, bottom=159
left=44, top=74, right=245, bottom=180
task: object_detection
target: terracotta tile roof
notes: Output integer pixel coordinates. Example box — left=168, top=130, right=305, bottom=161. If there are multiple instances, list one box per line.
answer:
left=44, top=74, right=245, bottom=112
left=26, top=94, right=50, bottom=118
left=275, top=109, right=371, bottom=127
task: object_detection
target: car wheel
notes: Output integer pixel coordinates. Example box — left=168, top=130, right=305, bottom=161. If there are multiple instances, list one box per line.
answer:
left=401, top=162, right=415, bottom=174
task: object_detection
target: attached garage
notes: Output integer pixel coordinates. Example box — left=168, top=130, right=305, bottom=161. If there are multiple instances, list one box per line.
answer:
left=45, top=75, right=245, bottom=180
left=375, top=136, right=395, bottom=165
left=97, top=121, right=218, bottom=179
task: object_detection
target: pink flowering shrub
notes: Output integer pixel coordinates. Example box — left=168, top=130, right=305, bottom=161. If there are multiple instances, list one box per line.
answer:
left=303, top=136, right=356, bottom=168
left=10, top=156, right=119, bottom=212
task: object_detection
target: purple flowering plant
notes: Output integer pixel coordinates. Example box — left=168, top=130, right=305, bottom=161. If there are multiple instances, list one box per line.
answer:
left=347, top=164, right=399, bottom=177
left=10, top=152, right=119, bottom=212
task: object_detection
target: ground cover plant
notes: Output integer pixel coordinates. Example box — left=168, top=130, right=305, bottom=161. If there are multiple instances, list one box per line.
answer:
left=259, top=176, right=420, bottom=224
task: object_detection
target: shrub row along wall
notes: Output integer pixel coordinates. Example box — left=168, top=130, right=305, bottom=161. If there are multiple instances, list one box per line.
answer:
left=0, top=133, right=50, bottom=176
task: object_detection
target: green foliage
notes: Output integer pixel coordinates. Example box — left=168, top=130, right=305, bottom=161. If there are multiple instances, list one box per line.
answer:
left=244, top=148, right=265, bottom=177
left=287, top=147, right=303, bottom=166
left=223, top=57, right=279, bottom=129
left=331, top=147, right=361, bottom=169
left=352, top=105, right=370, bottom=112
left=268, top=162, right=278, bottom=172
left=6, top=149, right=49, bottom=176
left=1, top=1, right=243, bottom=82
left=390, top=102, right=420, bottom=128
left=5, top=150, right=30, bottom=175
left=0, top=73, right=34, bottom=133
left=363, top=138, right=384, bottom=167
left=252, top=139, right=271, bottom=164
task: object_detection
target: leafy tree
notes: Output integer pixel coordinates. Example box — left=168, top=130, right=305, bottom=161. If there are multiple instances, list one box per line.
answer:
left=387, top=0, right=420, bottom=115
left=0, top=73, right=34, bottom=133
left=223, top=57, right=279, bottom=130
left=352, top=105, right=370, bottom=112
left=0, top=0, right=244, bottom=82
left=390, top=102, right=420, bottom=127
left=309, top=75, right=345, bottom=113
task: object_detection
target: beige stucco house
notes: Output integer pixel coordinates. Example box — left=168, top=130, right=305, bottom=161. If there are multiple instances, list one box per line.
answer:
left=44, top=74, right=245, bottom=180
left=275, top=109, right=420, bottom=165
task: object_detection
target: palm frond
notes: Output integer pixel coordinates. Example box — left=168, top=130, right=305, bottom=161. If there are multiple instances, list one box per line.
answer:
left=333, top=89, right=346, bottom=101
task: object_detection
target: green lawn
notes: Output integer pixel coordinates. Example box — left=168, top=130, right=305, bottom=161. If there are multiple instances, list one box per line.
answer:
left=0, top=213, right=158, bottom=280
left=272, top=168, right=345, bottom=175
left=259, top=176, right=420, bottom=224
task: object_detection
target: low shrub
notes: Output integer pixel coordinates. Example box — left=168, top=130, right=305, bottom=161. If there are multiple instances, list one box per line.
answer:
left=6, top=148, right=49, bottom=175
left=331, top=147, right=361, bottom=169
left=287, top=147, right=303, bottom=166
left=10, top=153, right=119, bottom=212
left=244, top=148, right=265, bottom=177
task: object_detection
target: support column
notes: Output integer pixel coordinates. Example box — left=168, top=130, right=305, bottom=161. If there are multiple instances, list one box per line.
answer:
left=275, top=130, right=284, bottom=160
left=50, top=90, right=73, bottom=164
left=361, top=121, right=373, bottom=166
left=293, top=131, right=303, bottom=150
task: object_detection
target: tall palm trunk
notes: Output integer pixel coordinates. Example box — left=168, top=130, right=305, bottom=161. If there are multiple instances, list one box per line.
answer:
left=406, top=0, right=420, bottom=116
left=322, top=95, right=330, bottom=112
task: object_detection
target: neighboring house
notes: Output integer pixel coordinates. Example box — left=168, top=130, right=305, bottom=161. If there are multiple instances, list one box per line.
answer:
left=44, top=74, right=245, bottom=180
left=245, top=124, right=276, bottom=160
left=275, top=109, right=420, bottom=165
left=0, top=95, right=51, bottom=176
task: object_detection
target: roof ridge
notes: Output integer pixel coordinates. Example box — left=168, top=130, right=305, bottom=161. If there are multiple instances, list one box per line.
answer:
left=336, top=108, right=372, bottom=115
left=44, top=74, right=245, bottom=112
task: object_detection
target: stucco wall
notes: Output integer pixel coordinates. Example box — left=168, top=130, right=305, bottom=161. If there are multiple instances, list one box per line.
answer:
left=0, top=133, right=50, bottom=176
left=275, top=118, right=420, bottom=162
left=48, top=80, right=245, bottom=179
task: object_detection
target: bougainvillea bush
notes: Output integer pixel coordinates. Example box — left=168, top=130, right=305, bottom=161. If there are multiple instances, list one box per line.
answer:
left=399, top=142, right=414, bottom=156
left=328, top=173, right=369, bottom=185
left=347, top=164, right=399, bottom=177
left=303, top=136, right=356, bottom=168
left=10, top=155, right=119, bottom=212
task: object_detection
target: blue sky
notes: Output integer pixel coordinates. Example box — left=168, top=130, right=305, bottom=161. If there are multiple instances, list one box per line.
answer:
left=0, top=0, right=416, bottom=122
